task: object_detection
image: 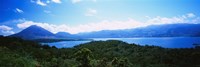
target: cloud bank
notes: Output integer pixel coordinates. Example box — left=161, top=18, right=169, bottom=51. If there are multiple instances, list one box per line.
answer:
left=16, top=13, right=200, bottom=34
left=0, top=25, right=15, bottom=35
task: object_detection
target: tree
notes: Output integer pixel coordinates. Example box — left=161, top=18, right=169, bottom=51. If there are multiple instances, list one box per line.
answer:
left=111, top=57, right=132, bottom=67
left=74, top=48, right=92, bottom=67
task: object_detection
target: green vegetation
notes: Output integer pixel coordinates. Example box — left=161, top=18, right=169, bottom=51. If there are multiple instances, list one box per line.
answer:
left=0, top=36, right=200, bottom=67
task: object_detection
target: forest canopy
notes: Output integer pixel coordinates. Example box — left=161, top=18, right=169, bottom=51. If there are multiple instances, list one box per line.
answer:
left=0, top=36, right=200, bottom=67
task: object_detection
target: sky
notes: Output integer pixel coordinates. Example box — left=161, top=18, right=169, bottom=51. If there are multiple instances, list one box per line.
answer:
left=0, top=0, right=200, bottom=36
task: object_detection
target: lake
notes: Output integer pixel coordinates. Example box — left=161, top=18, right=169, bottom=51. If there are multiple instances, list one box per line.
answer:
left=42, top=37, right=200, bottom=48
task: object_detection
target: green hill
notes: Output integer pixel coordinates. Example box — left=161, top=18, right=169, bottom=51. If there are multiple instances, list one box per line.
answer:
left=0, top=36, right=200, bottom=67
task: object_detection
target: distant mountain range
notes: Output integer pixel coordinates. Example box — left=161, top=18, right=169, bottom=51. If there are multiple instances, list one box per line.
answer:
left=9, top=24, right=200, bottom=39
left=77, top=23, right=200, bottom=38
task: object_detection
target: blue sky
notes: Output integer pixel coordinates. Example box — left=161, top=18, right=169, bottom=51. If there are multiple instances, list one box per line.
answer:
left=0, top=0, right=200, bottom=35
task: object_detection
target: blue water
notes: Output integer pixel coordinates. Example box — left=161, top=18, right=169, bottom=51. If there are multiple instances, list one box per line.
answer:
left=43, top=37, right=200, bottom=48
left=42, top=41, right=91, bottom=48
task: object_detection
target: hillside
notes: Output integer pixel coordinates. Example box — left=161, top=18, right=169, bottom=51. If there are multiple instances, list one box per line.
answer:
left=0, top=36, right=200, bottom=67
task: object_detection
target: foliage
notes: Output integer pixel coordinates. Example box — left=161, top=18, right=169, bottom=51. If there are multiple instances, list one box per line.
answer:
left=0, top=36, right=200, bottom=67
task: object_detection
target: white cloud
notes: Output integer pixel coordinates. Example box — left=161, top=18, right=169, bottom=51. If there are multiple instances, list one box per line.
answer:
left=145, top=16, right=151, bottom=19
left=1, top=31, right=15, bottom=35
left=0, top=25, right=15, bottom=35
left=85, top=8, right=97, bottom=16
left=146, top=13, right=198, bottom=25
left=0, top=25, right=12, bottom=31
left=16, top=13, right=200, bottom=34
left=192, top=17, right=200, bottom=23
left=17, top=19, right=144, bottom=34
left=146, top=16, right=185, bottom=25
left=37, top=0, right=47, bottom=6
left=68, top=19, right=144, bottom=33
left=15, top=8, right=24, bottom=13
left=17, top=21, right=70, bottom=33
left=72, top=0, right=82, bottom=4
left=31, top=0, right=61, bottom=6
left=52, top=0, right=61, bottom=3
left=187, top=13, right=195, bottom=18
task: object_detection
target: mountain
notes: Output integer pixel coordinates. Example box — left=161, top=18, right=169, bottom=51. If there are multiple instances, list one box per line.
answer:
left=10, top=25, right=56, bottom=40
left=76, top=23, right=200, bottom=38
left=9, top=24, right=200, bottom=39
left=55, top=32, right=79, bottom=38
left=55, top=32, right=71, bottom=37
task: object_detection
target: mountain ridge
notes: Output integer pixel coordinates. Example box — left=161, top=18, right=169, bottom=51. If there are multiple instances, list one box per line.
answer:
left=9, top=23, right=200, bottom=39
left=75, top=23, right=200, bottom=38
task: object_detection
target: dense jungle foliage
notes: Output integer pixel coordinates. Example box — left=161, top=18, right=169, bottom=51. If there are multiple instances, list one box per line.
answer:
left=0, top=36, right=200, bottom=67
